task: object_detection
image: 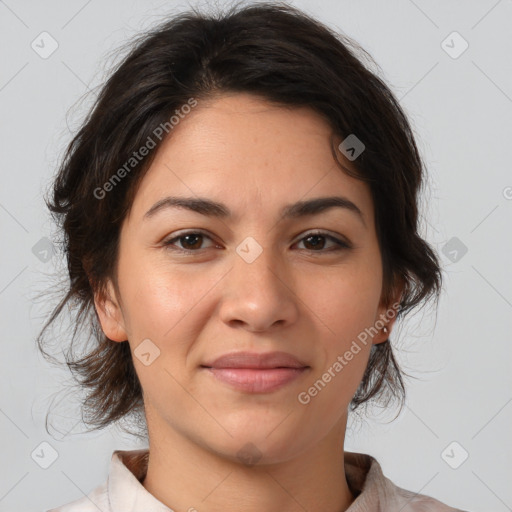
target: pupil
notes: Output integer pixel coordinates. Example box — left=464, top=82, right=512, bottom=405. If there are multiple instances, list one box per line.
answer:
left=306, top=235, right=324, bottom=249
left=183, top=234, right=201, bottom=249
left=180, top=234, right=327, bottom=250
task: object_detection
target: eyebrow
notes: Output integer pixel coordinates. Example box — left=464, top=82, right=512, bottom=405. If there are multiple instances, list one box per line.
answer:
left=143, top=195, right=366, bottom=226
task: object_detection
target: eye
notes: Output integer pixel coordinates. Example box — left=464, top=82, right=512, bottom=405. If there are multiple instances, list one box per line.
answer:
left=162, top=230, right=351, bottom=254
left=294, top=231, right=351, bottom=252
left=162, top=230, right=218, bottom=252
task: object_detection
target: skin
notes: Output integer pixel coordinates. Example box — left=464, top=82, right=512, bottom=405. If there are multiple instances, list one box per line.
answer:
left=95, top=92, right=402, bottom=512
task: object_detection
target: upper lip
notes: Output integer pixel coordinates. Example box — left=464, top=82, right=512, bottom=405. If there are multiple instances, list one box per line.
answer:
left=202, top=351, right=309, bottom=369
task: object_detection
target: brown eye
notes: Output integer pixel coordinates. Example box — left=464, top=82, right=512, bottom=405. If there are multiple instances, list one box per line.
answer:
left=179, top=234, right=203, bottom=250
left=163, top=231, right=216, bottom=252
left=302, top=234, right=328, bottom=250
left=296, top=232, right=351, bottom=252
left=162, top=230, right=351, bottom=255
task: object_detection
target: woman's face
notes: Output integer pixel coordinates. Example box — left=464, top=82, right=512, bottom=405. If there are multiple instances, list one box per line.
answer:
left=97, top=92, right=399, bottom=464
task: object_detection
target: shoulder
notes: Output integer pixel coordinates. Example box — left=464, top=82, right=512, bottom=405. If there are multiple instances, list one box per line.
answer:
left=45, top=480, right=109, bottom=512
left=388, top=480, right=468, bottom=511
left=344, top=451, right=468, bottom=512
left=45, top=448, right=153, bottom=512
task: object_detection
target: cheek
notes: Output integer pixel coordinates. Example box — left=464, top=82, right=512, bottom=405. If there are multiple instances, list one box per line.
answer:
left=118, top=252, right=225, bottom=361
left=296, top=259, right=382, bottom=409
left=118, top=250, right=190, bottom=326
left=303, top=262, right=383, bottom=344
left=297, top=277, right=378, bottom=424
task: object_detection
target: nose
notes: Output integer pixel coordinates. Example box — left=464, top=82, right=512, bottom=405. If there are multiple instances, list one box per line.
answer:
left=218, top=241, right=300, bottom=333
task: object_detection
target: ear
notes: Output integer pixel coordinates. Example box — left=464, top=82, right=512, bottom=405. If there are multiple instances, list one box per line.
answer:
left=372, top=279, right=404, bottom=345
left=93, top=278, right=128, bottom=342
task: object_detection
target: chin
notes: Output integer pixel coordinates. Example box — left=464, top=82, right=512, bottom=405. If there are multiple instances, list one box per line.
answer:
left=215, top=435, right=303, bottom=467
left=205, top=418, right=310, bottom=467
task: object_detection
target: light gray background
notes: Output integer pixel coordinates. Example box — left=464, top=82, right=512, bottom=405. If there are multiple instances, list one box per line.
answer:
left=1, top=1, right=511, bottom=511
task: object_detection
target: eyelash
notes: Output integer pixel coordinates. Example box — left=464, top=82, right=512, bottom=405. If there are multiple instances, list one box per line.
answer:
left=162, top=230, right=352, bottom=254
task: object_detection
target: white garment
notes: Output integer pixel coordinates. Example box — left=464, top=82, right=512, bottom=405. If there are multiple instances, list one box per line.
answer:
left=47, top=448, right=467, bottom=511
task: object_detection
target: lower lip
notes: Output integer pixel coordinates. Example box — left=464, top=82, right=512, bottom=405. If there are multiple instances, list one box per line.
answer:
left=204, top=367, right=308, bottom=393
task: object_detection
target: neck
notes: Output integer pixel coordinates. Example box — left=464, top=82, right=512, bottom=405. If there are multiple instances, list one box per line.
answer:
left=141, top=413, right=355, bottom=512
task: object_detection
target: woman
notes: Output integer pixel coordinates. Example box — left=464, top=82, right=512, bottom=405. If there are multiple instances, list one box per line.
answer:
left=40, top=2, right=467, bottom=510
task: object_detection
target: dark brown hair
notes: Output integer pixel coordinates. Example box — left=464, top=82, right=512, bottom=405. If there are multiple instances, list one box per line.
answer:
left=37, top=1, right=442, bottom=437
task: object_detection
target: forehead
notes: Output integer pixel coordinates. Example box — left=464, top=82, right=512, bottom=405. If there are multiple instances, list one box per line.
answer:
left=126, top=93, right=374, bottom=226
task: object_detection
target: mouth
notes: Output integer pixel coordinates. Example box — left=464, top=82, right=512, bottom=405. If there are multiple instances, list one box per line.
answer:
left=200, top=351, right=310, bottom=393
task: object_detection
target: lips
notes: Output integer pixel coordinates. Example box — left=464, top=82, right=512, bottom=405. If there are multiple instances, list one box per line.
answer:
left=202, top=351, right=309, bottom=370
left=201, top=351, right=310, bottom=393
